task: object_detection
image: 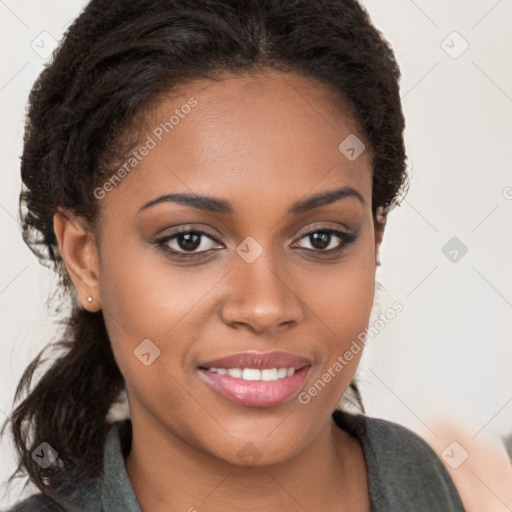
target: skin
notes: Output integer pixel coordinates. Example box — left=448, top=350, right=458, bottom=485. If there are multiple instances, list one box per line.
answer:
left=53, top=69, right=386, bottom=511
left=424, top=422, right=512, bottom=512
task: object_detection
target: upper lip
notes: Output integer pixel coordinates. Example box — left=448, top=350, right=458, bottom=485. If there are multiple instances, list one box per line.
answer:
left=198, top=351, right=312, bottom=370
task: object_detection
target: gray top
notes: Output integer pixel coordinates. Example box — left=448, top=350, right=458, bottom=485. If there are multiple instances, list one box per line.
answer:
left=4, top=411, right=466, bottom=511
left=504, top=433, right=512, bottom=461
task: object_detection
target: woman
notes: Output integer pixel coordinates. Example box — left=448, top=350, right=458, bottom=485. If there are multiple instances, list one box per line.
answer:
left=1, top=0, right=466, bottom=510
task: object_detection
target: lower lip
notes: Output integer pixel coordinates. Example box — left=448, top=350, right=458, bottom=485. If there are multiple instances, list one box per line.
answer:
left=198, top=367, right=311, bottom=408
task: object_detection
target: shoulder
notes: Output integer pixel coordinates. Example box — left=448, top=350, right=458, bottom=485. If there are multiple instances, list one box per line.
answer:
left=423, top=421, right=512, bottom=512
left=364, top=416, right=466, bottom=510
left=333, top=410, right=466, bottom=510
left=504, top=432, right=512, bottom=461
left=364, top=414, right=445, bottom=465
left=3, top=421, right=130, bottom=512
left=2, top=493, right=67, bottom=512
left=334, top=409, right=444, bottom=464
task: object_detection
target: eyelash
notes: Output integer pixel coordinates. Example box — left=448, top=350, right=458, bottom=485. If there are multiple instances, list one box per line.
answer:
left=154, top=226, right=358, bottom=260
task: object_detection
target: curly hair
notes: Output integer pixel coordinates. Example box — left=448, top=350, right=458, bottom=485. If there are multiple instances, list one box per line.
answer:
left=2, top=0, right=409, bottom=502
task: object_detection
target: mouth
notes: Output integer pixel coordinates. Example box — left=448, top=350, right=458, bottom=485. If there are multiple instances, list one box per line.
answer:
left=197, top=351, right=312, bottom=408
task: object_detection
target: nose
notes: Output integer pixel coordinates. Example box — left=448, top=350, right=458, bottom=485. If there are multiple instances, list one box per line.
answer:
left=220, top=249, right=304, bottom=335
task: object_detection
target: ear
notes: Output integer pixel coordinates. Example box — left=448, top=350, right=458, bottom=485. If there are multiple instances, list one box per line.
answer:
left=374, top=206, right=388, bottom=267
left=53, top=210, right=101, bottom=312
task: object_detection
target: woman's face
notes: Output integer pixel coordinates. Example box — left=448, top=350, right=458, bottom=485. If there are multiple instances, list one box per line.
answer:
left=92, top=70, right=377, bottom=465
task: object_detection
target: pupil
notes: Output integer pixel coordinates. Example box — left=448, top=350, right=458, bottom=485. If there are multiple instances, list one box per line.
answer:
left=176, top=231, right=332, bottom=252
left=179, top=233, right=201, bottom=251
left=311, top=231, right=330, bottom=250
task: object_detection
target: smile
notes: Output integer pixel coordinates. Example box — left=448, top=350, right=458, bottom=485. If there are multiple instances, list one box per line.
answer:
left=206, top=367, right=296, bottom=380
left=197, top=351, right=312, bottom=408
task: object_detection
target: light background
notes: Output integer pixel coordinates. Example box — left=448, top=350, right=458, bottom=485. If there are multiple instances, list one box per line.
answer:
left=1, top=0, right=511, bottom=508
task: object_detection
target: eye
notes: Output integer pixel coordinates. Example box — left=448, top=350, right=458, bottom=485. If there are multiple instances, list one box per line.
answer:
left=156, top=228, right=223, bottom=256
left=292, top=228, right=357, bottom=253
left=155, top=226, right=358, bottom=259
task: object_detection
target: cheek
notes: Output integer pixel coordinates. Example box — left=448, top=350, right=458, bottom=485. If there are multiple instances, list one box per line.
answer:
left=97, top=238, right=225, bottom=380
left=295, top=242, right=375, bottom=409
left=304, top=239, right=376, bottom=340
left=98, top=224, right=375, bottom=405
left=97, top=250, right=205, bottom=429
left=325, top=260, right=375, bottom=335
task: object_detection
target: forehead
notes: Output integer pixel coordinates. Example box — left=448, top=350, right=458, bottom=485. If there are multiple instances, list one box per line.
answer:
left=97, top=70, right=373, bottom=221
left=152, top=69, right=368, bottom=158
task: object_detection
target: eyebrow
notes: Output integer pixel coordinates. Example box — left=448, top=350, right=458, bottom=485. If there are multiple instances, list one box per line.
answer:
left=137, top=186, right=365, bottom=215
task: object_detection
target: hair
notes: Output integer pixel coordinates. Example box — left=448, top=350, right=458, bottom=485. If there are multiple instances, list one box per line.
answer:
left=2, top=0, right=409, bottom=501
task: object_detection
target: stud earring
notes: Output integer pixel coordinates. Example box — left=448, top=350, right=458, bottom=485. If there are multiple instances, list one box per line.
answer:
left=87, top=296, right=93, bottom=303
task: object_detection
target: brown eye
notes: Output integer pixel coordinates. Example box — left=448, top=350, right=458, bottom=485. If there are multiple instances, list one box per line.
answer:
left=157, top=229, right=223, bottom=255
left=293, top=228, right=357, bottom=253
left=174, top=232, right=203, bottom=252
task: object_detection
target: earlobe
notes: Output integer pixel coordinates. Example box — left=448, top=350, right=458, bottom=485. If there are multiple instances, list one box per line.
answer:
left=374, top=206, right=388, bottom=267
left=53, top=210, right=101, bottom=311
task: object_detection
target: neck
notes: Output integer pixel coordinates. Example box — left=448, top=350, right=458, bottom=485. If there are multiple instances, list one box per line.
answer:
left=125, top=411, right=370, bottom=512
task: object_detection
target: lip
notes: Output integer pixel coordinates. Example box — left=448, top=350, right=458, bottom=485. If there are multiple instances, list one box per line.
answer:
left=197, top=351, right=312, bottom=408
left=198, top=350, right=312, bottom=370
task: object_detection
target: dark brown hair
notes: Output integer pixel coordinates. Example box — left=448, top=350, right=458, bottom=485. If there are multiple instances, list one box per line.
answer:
left=2, top=0, right=408, bottom=501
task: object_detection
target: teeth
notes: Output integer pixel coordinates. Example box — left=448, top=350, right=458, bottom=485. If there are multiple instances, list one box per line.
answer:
left=242, top=368, right=261, bottom=380
left=261, top=368, right=278, bottom=381
left=207, top=367, right=296, bottom=381
left=227, top=368, right=242, bottom=378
